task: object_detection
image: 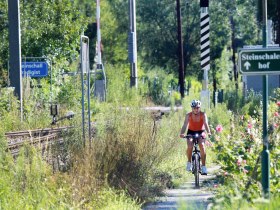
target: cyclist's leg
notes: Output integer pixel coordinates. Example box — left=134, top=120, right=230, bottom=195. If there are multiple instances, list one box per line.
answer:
left=198, top=138, right=206, bottom=166
left=187, top=138, right=194, bottom=162
left=186, top=130, right=196, bottom=162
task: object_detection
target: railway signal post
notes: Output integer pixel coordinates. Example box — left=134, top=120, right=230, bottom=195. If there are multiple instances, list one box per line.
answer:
left=200, top=0, right=210, bottom=109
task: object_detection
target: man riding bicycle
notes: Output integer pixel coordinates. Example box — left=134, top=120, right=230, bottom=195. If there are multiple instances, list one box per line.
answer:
left=180, top=100, right=211, bottom=175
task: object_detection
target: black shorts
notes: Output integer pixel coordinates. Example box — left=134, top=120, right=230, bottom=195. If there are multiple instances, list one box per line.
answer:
left=186, top=130, right=205, bottom=146
left=187, top=130, right=205, bottom=136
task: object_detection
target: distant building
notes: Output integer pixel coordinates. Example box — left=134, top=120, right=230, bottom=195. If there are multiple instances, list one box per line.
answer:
left=243, top=75, right=280, bottom=94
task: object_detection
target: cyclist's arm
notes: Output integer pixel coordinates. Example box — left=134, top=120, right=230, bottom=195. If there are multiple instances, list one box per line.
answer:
left=180, top=114, right=189, bottom=137
left=203, top=113, right=212, bottom=136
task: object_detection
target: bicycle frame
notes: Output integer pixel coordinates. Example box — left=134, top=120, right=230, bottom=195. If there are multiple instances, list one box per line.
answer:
left=186, top=133, right=202, bottom=188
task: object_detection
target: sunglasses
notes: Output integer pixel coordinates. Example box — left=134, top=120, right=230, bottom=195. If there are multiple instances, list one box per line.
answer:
left=192, top=107, right=200, bottom=109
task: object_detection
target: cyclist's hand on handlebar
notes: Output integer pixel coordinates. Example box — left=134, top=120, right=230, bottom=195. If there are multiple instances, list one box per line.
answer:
left=180, top=134, right=185, bottom=138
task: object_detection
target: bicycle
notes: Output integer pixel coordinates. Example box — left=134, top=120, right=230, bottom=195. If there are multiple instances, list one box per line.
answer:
left=185, top=133, right=204, bottom=188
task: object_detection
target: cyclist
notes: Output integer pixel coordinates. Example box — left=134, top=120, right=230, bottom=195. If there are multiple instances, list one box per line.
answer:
left=179, top=99, right=211, bottom=175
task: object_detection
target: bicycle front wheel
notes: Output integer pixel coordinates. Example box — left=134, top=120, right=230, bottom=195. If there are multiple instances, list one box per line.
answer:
left=193, top=153, right=200, bottom=188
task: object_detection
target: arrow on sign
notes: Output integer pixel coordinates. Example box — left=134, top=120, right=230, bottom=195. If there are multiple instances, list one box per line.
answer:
left=244, top=61, right=251, bottom=70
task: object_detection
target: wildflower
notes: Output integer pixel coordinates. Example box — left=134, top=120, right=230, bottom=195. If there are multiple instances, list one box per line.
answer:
left=224, top=171, right=228, bottom=176
left=243, top=169, right=248, bottom=173
left=277, top=101, right=280, bottom=106
left=274, top=112, right=279, bottom=117
left=246, top=128, right=251, bottom=134
left=213, top=184, right=218, bottom=188
left=216, top=125, right=223, bottom=133
left=237, top=159, right=242, bottom=166
left=248, top=123, right=252, bottom=129
left=243, top=160, right=247, bottom=164
left=274, top=123, right=278, bottom=128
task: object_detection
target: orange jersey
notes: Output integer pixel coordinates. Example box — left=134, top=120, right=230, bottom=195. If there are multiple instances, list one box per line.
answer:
left=188, top=112, right=205, bottom=131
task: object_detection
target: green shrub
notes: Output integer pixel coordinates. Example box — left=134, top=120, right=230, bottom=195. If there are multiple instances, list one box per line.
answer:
left=210, top=95, right=280, bottom=209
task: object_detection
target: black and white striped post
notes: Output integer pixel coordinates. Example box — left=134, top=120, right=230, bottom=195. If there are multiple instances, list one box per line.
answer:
left=200, top=0, right=210, bottom=109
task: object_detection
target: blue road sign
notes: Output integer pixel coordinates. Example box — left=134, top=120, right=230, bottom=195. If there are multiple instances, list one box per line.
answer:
left=22, top=62, right=48, bottom=78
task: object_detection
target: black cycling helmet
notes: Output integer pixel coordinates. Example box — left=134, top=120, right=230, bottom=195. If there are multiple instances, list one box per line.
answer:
left=191, top=99, right=201, bottom=108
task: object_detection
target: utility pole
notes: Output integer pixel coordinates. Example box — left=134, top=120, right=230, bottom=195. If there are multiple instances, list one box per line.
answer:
left=96, top=0, right=102, bottom=70
left=94, top=0, right=106, bottom=101
left=8, top=0, right=23, bottom=121
left=128, top=0, right=138, bottom=88
left=176, top=0, right=185, bottom=98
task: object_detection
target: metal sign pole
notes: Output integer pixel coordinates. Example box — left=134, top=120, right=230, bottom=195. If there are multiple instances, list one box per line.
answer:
left=81, top=36, right=91, bottom=146
left=86, top=39, right=92, bottom=146
left=80, top=36, right=88, bottom=146
left=261, top=0, right=270, bottom=199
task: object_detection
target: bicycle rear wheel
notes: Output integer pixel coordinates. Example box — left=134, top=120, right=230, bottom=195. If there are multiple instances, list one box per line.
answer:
left=193, top=153, right=200, bottom=188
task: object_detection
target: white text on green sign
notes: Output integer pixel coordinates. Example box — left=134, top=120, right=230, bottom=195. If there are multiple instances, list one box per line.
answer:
left=238, top=48, right=280, bottom=75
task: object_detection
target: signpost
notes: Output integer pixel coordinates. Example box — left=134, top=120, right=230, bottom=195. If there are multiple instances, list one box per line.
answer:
left=22, top=61, right=49, bottom=77
left=239, top=48, right=280, bottom=75
left=238, top=0, right=271, bottom=199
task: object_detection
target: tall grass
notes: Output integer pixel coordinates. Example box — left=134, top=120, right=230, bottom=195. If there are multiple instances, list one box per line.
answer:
left=68, top=103, right=184, bottom=203
left=0, top=142, right=72, bottom=209
left=0, top=65, right=207, bottom=208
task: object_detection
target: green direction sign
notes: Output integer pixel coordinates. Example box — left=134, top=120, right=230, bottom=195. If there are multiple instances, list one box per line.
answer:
left=238, top=47, right=280, bottom=75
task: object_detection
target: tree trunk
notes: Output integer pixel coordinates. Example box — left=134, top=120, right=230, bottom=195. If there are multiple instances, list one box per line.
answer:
left=176, top=0, right=185, bottom=98
left=230, top=15, right=238, bottom=90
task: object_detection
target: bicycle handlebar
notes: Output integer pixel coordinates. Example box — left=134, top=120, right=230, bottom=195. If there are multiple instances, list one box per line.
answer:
left=183, top=133, right=214, bottom=147
left=184, top=133, right=204, bottom=139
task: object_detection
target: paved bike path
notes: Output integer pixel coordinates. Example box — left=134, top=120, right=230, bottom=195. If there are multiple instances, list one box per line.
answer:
left=142, top=166, right=219, bottom=210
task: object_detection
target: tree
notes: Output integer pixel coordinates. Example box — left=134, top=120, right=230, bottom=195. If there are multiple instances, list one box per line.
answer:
left=136, top=0, right=202, bottom=78
left=267, top=0, right=280, bottom=44
left=20, top=0, right=86, bottom=61
left=0, top=0, right=9, bottom=86
left=210, top=0, right=259, bottom=91
left=136, top=1, right=179, bottom=71
left=0, top=0, right=88, bottom=86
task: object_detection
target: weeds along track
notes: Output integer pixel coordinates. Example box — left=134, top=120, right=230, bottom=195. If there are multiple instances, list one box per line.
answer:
left=5, top=126, right=73, bottom=157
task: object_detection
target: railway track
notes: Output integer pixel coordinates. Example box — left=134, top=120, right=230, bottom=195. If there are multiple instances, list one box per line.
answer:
left=5, top=126, right=73, bottom=157
left=4, top=107, right=176, bottom=156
